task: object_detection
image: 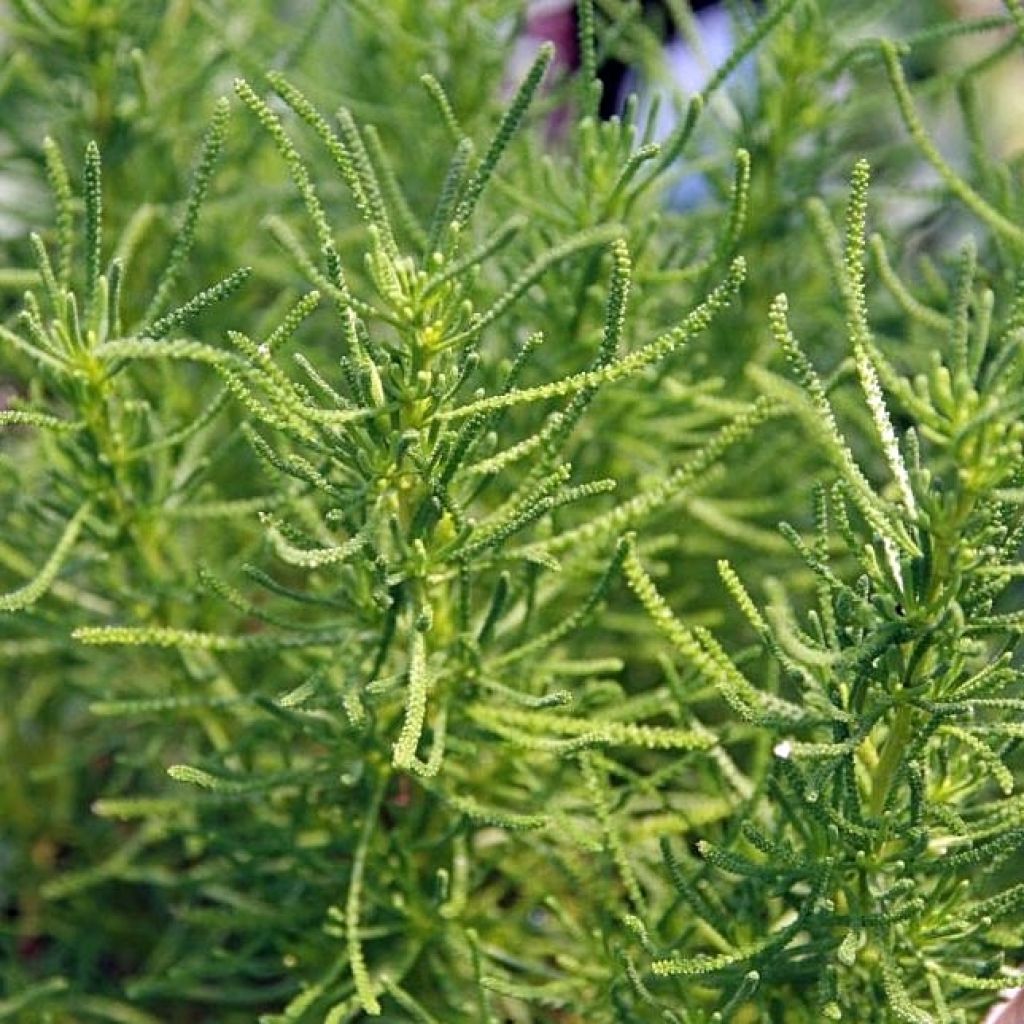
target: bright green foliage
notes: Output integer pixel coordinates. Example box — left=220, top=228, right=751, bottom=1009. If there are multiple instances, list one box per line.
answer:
left=2, top=2, right=1024, bottom=1022
left=625, top=165, right=1024, bottom=1020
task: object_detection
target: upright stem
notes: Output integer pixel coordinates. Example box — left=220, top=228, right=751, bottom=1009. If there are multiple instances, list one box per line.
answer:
left=868, top=703, right=913, bottom=819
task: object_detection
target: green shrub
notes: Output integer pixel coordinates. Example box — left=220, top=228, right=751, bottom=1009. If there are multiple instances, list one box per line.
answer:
left=2, top=2, right=1024, bottom=1021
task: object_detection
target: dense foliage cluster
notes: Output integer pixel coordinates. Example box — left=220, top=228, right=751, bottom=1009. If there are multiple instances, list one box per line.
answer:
left=2, top=1, right=1024, bottom=1021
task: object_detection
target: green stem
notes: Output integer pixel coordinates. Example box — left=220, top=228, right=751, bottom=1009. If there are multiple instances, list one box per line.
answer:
left=347, top=769, right=389, bottom=1016
left=868, top=703, right=913, bottom=819
left=80, top=359, right=177, bottom=600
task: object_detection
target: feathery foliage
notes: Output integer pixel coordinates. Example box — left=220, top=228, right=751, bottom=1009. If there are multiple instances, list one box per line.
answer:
left=2, top=1, right=1024, bottom=1022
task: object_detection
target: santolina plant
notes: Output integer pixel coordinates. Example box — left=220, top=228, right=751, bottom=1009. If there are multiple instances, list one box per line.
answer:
left=2, top=2, right=1023, bottom=1022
